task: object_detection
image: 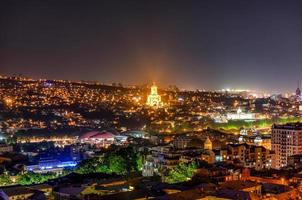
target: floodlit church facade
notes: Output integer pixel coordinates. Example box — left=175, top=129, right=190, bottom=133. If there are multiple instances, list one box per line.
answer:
left=146, top=83, right=163, bottom=107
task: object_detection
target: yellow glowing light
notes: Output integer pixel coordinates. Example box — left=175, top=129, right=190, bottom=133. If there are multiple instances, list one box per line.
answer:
left=146, top=82, right=162, bottom=107
left=4, top=98, right=13, bottom=106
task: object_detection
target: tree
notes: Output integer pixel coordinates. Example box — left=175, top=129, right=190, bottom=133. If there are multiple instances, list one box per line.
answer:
left=165, top=161, right=197, bottom=184
left=75, top=146, right=143, bottom=176
left=136, top=153, right=143, bottom=172
left=96, top=164, right=110, bottom=173
left=17, top=172, right=57, bottom=185
left=75, top=157, right=102, bottom=174
left=108, top=155, right=127, bottom=175
left=0, top=174, right=13, bottom=186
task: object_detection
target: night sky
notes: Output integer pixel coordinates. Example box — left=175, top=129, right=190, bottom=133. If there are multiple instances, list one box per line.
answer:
left=1, top=0, right=302, bottom=92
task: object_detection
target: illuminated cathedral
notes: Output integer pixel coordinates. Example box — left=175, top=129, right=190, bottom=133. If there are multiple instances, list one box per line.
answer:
left=146, top=83, right=162, bottom=107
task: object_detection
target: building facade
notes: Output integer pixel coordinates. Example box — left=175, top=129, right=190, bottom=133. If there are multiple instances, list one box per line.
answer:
left=0, top=144, right=13, bottom=153
left=227, top=143, right=273, bottom=170
left=146, top=83, right=162, bottom=107
left=272, top=123, right=302, bottom=169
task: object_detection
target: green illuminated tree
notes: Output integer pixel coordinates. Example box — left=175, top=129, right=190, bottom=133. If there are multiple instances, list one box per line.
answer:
left=165, top=161, right=197, bottom=184
left=136, top=153, right=143, bottom=171
left=17, top=172, right=57, bottom=185
left=0, top=173, right=13, bottom=186
left=76, top=146, right=144, bottom=175
left=76, top=157, right=102, bottom=174
left=96, top=164, right=110, bottom=173
left=108, top=155, right=127, bottom=175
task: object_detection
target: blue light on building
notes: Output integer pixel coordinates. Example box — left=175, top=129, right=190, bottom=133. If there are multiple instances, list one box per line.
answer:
left=27, top=159, right=78, bottom=173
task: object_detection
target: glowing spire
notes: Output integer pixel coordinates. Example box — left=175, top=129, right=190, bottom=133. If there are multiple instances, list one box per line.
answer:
left=151, top=82, right=158, bottom=95
left=204, top=137, right=212, bottom=150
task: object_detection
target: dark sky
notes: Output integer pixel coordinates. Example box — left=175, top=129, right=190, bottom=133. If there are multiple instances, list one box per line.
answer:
left=1, top=0, right=302, bottom=92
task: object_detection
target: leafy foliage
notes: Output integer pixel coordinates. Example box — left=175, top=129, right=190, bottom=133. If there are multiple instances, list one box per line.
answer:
left=76, top=146, right=143, bottom=175
left=17, top=172, right=58, bottom=185
left=165, top=161, right=198, bottom=184
left=0, top=173, right=13, bottom=186
left=107, top=155, right=127, bottom=175
left=76, top=157, right=103, bottom=174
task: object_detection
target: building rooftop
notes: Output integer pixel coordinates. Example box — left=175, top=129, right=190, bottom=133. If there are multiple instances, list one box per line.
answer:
left=79, top=131, right=115, bottom=140
left=55, top=186, right=85, bottom=196
left=155, top=188, right=205, bottom=200
left=216, top=189, right=260, bottom=200
left=220, top=180, right=261, bottom=190
left=288, top=154, right=302, bottom=159
left=0, top=186, right=34, bottom=196
left=0, top=184, right=52, bottom=197
left=272, top=122, right=302, bottom=130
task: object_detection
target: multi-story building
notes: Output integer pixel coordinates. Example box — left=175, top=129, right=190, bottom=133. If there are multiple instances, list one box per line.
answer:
left=239, top=134, right=272, bottom=150
left=272, top=123, right=302, bottom=169
left=172, top=136, right=204, bottom=149
left=145, top=146, right=181, bottom=176
left=225, top=143, right=273, bottom=170
left=142, top=155, right=155, bottom=177
left=0, top=144, right=13, bottom=153
left=172, top=136, right=193, bottom=149
left=288, top=154, right=302, bottom=169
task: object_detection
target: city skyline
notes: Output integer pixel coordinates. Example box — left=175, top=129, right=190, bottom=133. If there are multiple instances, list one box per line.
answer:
left=2, top=0, right=302, bottom=92
left=0, top=74, right=299, bottom=95
left=2, top=1, right=302, bottom=198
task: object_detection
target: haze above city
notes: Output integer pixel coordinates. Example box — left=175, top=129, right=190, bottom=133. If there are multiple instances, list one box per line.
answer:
left=1, top=0, right=302, bottom=92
